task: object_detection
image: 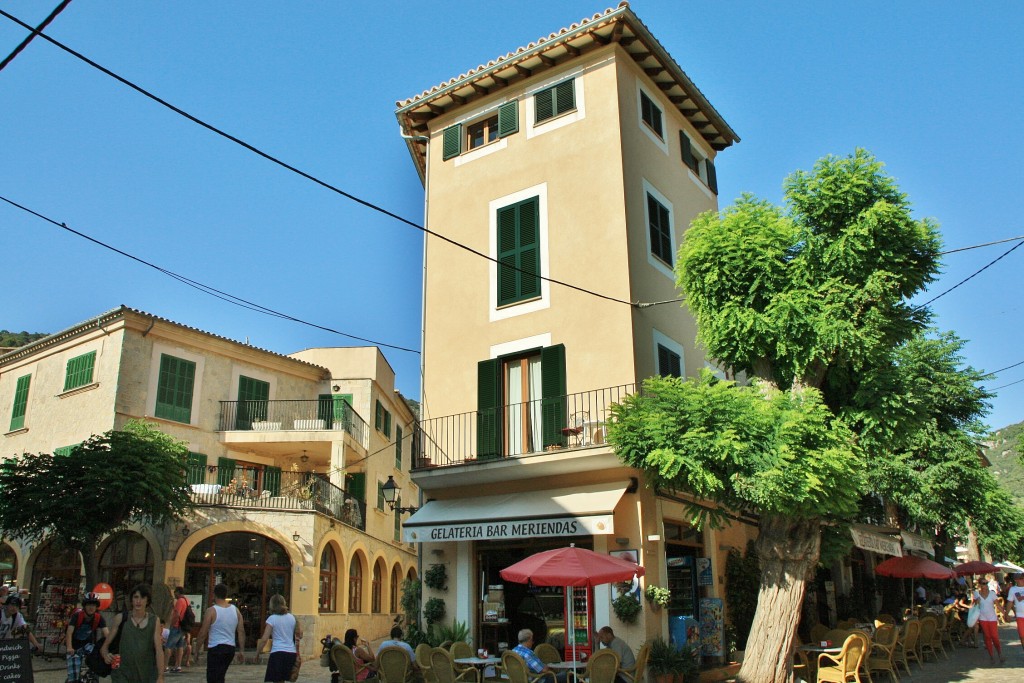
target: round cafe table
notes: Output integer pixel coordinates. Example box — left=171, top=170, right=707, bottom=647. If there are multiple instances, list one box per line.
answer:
left=797, top=644, right=843, bottom=655
left=549, top=661, right=585, bottom=671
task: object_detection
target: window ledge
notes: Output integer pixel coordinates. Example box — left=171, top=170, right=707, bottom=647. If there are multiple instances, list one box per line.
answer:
left=496, top=295, right=543, bottom=311
left=4, top=427, right=28, bottom=437
left=147, top=415, right=202, bottom=430
left=535, top=108, right=578, bottom=128
left=58, top=382, right=99, bottom=398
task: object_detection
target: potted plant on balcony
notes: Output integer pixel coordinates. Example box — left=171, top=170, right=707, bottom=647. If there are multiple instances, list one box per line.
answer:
left=644, top=584, right=671, bottom=609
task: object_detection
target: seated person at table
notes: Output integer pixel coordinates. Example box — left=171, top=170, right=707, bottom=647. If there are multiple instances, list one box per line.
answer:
left=597, top=626, right=635, bottom=682
left=379, top=626, right=419, bottom=669
left=513, top=629, right=567, bottom=683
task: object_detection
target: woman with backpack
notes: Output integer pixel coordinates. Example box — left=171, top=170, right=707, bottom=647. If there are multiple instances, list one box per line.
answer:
left=255, top=594, right=302, bottom=683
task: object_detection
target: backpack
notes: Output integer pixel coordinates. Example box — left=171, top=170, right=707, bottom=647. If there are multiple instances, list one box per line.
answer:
left=71, top=608, right=102, bottom=644
left=179, top=600, right=196, bottom=630
left=72, top=608, right=102, bottom=631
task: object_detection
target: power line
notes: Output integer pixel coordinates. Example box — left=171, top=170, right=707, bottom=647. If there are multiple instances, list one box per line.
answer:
left=940, top=235, right=1024, bottom=255
left=0, top=9, right=636, bottom=309
left=988, top=360, right=1024, bottom=376
left=990, top=377, right=1024, bottom=392
left=917, top=239, right=1024, bottom=308
left=0, top=194, right=420, bottom=354
left=0, top=0, right=72, bottom=73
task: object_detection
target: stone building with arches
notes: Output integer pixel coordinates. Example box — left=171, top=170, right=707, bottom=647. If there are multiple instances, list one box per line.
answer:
left=0, top=306, right=418, bottom=654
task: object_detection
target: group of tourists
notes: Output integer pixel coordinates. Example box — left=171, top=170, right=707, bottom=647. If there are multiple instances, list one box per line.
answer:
left=966, top=572, right=1024, bottom=664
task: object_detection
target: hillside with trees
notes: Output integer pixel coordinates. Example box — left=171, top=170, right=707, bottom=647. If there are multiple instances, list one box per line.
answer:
left=0, top=330, right=48, bottom=349
left=986, top=421, right=1024, bottom=505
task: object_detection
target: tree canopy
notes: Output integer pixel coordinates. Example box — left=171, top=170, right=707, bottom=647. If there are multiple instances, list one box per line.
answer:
left=0, top=419, right=194, bottom=586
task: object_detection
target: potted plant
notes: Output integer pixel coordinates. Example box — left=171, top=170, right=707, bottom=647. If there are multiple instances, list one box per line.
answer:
left=644, top=585, right=671, bottom=608
left=675, top=643, right=700, bottom=683
left=423, top=597, right=446, bottom=625
left=647, top=638, right=679, bottom=683
left=424, top=563, right=448, bottom=591
left=612, top=592, right=641, bottom=624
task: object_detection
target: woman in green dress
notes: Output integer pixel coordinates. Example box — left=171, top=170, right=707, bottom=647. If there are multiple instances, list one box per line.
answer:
left=100, top=583, right=166, bottom=683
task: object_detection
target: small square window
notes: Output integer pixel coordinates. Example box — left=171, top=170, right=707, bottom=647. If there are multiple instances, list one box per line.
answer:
left=640, top=91, right=663, bottom=139
left=467, top=115, right=499, bottom=150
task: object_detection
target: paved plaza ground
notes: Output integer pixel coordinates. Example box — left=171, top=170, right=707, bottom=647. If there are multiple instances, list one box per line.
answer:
left=27, top=622, right=1024, bottom=683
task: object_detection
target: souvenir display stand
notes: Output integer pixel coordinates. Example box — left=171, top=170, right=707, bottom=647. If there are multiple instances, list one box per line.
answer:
left=33, top=583, right=78, bottom=659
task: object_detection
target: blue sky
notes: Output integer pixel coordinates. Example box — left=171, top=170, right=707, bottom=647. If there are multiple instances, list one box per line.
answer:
left=2, top=1, right=1022, bottom=429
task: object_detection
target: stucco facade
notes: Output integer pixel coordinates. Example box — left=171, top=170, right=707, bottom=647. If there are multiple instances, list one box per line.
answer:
left=0, top=306, right=418, bottom=655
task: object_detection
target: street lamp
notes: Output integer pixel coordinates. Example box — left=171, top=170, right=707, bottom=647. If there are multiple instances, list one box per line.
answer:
left=381, top=475, right=418, bottom=515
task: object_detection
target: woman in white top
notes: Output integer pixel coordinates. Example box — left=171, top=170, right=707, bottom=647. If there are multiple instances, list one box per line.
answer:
left=973, top=579, right=1004, bottom=664
left=256, top=594, right=303, bottom=683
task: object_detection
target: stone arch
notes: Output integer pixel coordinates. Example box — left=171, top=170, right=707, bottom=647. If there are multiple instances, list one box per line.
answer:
left=390, top=561, right=403, bottom=614
left=0, top=542, right=19, bottom=586
left=316, top=539, right=343, bottom=613
left=347, top=548, right=368, bottom=614
left=96, top=530, right=157, bottom=612
left=371, top=556, right=388, bottom=614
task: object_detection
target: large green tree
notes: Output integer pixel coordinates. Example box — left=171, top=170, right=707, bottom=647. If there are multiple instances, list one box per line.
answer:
left=610, top=150, right=942, bottom=682
left=0, top=419, right=194, bottom=587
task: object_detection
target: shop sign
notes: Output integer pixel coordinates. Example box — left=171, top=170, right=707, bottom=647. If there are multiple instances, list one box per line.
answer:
left=850, top=528, right=902, bottom=557
left=698, top=598, right=724, bottom=656
left=900, top=531, right=934, bottom=556
left=403, top=514, right=613, bottom=542
left=696, top=557, right=713, bottom=586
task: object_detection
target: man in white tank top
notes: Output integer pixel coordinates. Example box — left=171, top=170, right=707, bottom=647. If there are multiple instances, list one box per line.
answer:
left=194, top=583, right=246, bottom=683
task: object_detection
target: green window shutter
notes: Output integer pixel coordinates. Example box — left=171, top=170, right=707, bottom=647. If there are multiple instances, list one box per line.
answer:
left=476, top=358, right=502, bottom=459
left=540, top=344, right=568, bottom=447
left=497, top=101, right=519, bottom=137
left=679, top=132, right=697, bottom=173
left=54, top=443, right=80, bottom=457
left=64, top=351, right=96, bottom=391
left=648, top=194, right=672, bottom=264
left=264, top=466, right=282, bottom=496
left=384, top=410, right=392, bottom=438
left=442, top=124, right=462, bottom=160
left=535, top=87, right=554, bottom=123
left=394, top=501, right=401, bottom=541
left=496, top=197, right=541, bottom=306
left=706, top=159, right=718, bottom=194
left=535, top=80, right=576, bottom=124
left=187, top=452, right=207, bottom=485
left=217, top=457, right=236, bottom=486
left=377, top=481, right=385, bottom=511
left=657, top=344, right=682, bottom=378
left=348, top=472, right=366, bottom=502
left=641, top=92, right=663, bottom=138
left=395, top=425, right=404, bottom=468
left=375, top=400, right=383, bottom=431
left=236, top=376, right=269, bottom=428
left=9, top=374, right=30, bottom=431
left=155, top=354, right=196, bottom=423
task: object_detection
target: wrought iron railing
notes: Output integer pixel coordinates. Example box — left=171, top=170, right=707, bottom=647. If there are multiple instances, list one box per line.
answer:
left=415, top=384, right=635, bottom=468
left=218, top=398, right=369, bottom=448
left=188, top=465, right=366, bottom=531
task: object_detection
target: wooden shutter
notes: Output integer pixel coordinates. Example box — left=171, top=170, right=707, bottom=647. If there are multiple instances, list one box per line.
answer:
left=442, top=124, right=462, bottom=160
left=186, top=452, right=207, bottom=485
left=706, top=158, right=718, bottom=194
left=535, top=86, right=555, bottom=122
left=155, top=354, right=195, bottom=423
left=498, top=101, right=519, bottom=137
left=497, top=205, right=519, bottom=305
left=648, top=194, right=672, bottom=264
left=395, top=425, right=404, bottom=468
left=518, top=198, right=541, bottom=299
left=476, top=358, right=502, bottom=459
left=658, top=345, right=682, bottom=378
left=375, top=400, right=383, bottom=430
left=264, top=466, right=282, bottom=496
left=64, top=351, right=96, bottom=391
left=496, top=197, right=541, bottom=306
left=217, top=457, right=236, bottom=486
left=348, top=472, right=366, bottom=502
left=10, top=374, right=30, bottom=431
left=554, top=80, right=575, bottom=115
left=384, top=410, right=392, bottom=437
left=237, top=376, right=269, bottom=428
left=680, top=132, right=697, bottom=173
left=540, top=344, right=567, bottom=447
left=377, top=480, right=386, bottom=510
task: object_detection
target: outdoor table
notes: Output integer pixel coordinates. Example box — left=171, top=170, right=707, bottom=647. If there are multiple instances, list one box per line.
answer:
left=797, top=644, right=843, bottom=655
left=455, top=656, right=502, bottom=668
left=549, top=661, right=585, bottom=671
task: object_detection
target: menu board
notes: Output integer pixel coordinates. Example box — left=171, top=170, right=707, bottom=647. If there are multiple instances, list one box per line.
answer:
left=0, top=639, right=33, bottom=683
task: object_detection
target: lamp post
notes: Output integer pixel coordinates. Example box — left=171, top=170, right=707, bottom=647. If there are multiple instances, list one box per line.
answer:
left=381, top=475, right=418, bottom=515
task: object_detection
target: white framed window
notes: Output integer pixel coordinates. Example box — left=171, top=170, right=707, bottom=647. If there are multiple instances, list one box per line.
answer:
left=637, top=81, right=668, bottom=154
left=642, top=179, right=676, bottom=280
left=679, top=131, right=718, bottom=198
left=146, top=343, right=205, bottom=426
left=525, top=70, right=587, bottom=139
left=489, top=183, right=550, bottom=321
left=653, top=330, right=685, bottom=378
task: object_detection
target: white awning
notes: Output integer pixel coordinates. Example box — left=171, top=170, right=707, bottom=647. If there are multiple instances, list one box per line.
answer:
left=402, top=481, right=629, bottom=543
left=901, top=531, right=935, bottom=557
left=850, top=525, right=903, bottom=557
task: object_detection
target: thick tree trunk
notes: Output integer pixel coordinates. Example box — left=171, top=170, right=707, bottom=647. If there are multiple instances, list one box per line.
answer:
left=736, top=515, right=821, bottom=683
left=82, top=542, right=100, bottom=591
left=964, top=519, right=980, bottom=561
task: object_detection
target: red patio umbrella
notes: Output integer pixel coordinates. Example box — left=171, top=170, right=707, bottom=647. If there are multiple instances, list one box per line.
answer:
left=953, top=560, right=999, bottom=576
left=500, top=545, right=644, bottom=663
left=875, top=555, right=955, bottom=580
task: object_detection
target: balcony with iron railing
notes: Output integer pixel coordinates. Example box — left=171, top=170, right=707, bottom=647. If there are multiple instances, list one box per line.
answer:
left=218, top=398, right=369, bottom=449
left=414, top=383, right=635, bottom=469
left=187, top=464, right=366, bottom=531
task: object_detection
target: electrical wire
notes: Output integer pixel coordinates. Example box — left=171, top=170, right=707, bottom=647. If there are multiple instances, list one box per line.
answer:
left=0, top=9, right=636, bottom=309
left=940, top=235, right=1024, bottom=255
left=988, top=360, right=1024, bottom=376
left=0, top=194, right=420, bottom=354
left=989, top=377, right=1024, bottom=392
left=0, top=0, right=72, bottom=72
left=917, top=239, right=1024, bottom=308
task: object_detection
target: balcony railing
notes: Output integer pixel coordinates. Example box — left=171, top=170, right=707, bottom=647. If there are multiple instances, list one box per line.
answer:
left=188, top=465, right=366, bottom=531
left=218, top=398, right=369, bottom=448
left=415, top=384, right=635, bottom=468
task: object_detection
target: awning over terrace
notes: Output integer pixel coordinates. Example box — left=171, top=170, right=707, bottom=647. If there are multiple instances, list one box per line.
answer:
left=850, top=523, right=903, bottom=558
left=402, top=481, right=629, bottom=543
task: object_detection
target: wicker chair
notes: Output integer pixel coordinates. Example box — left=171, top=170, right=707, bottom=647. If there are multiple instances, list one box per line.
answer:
left=535, top=643, right=561, bottom=665
left=416, top=643, right=435, bottom=683
left=618, top=643, right=648, bottom=683
left=866, top=624, right=900, bottom=683
left=579, top=649, right=619, bottom=683
left=432, top=647, right=480, bottom=683
left=930, top=613, right=950, bottom=659
left=816, top=632, right=868, bottom=683
left=894, top=620, right=921, bottom=672
left=501, top=650, right=555, bottom=683
left=450, top=642, right=482, bottom=683
left=917, top=616, right=940, bottom=662
left=379, top=646, right=416, bottom=683
left=332, top=644, right=374, bottom=683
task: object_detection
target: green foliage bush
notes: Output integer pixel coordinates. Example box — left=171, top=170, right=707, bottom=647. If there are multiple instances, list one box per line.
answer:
left=612, top=593, right=641, bottom=623
left=423, top=597, right=446, bottom=625
left=424, top=563, right=448, bottom=591
left=724, top=542, right=759, bottom=650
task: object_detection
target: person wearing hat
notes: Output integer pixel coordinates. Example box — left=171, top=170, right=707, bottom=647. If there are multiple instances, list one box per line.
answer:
left=1004, top=573, right=1024, bottom=649
left=66, top=592, right=109, bottom=683
left=0, top=594, right=42, bottom=651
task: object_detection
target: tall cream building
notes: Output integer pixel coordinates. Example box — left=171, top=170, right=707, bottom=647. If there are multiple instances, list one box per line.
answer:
left=396, top=2, right=755, bottom=658
left=0, top=306, right=417, bottom=654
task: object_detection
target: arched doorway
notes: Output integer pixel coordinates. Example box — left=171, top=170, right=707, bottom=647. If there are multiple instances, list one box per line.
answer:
left=184, top=532, right=290, bottom=647
left=99, top=532, right=154, bottom=612
left=0, top=544, right=17, bottom=587
left=30, top=542, right=82, bottom=614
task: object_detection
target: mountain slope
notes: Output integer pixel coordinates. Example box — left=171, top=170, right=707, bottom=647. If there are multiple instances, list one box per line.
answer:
left=985, top=421, right=1024, bottom=505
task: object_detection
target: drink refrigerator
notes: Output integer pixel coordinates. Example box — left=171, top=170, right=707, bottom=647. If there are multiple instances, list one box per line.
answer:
left=566, top=586, right=594, bottom=659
